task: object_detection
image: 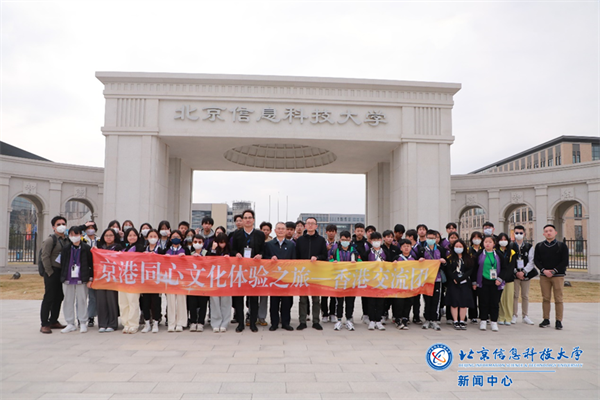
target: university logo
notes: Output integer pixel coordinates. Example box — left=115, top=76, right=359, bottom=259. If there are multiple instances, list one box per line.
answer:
left=426, top=343, right=453, bottom=371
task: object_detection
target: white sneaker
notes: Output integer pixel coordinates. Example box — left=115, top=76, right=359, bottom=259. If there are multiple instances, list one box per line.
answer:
left=497, top=321, right=505, bottom=325
left=422, top=321, right=429, bottom=330
left=98, top=327, right=106, bottom=333
left=141, top=321, right=151, bottom=333
left=368, top=321, right=375, bottom=330
left=381, top=316, right=388, bottom=323
left=61, top=324, right=76, bottom=333
left=334, top=321, right=342, bottom=331
left=189, top=323, right=197, bottom=332
left=175, top=326, right=183, bottom=332
left=80, top=324, right=88, bottom=333
left=523, top=316, right=534, bottom=325
left=345, top=320, right=355, bottom=331
left=491, top=322, right=499, bottom=332
left=362, top=315, right=370, bottom=324
left=479, top=320, right=487, bottom=331
left=151, top=321, right=159, bottom=333
left=375, top=322, right=385, bottom=330
left=105, top=327, right=114, bottom=332
left=168, top=326, right=175, bottom=332
left=197, top=324, right=204, bottom=332
left=432, top=322, right=441, bottom=331
left=322, top=316, right=329, bottom=323
left=213, top=327, right=220, bottom=333
left=219, top=327, right=227, bottom=333
left=330, top=315, right=338, bottom=323
left=511, top=315, right=518, bottom=324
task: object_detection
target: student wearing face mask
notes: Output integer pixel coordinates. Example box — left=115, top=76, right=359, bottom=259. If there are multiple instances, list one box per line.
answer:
left=445, top=239, right=474, bottom=330
left=156, top=220, right=171, bottom=254
left=209, top=233, right=232, bottom=332
left=184, top=229, right=196, bottom=253
left=119, top=227, right=144, bottom=334
left=81, top=221, right=99, bottom=328
left=39, top=216, right=71, bottom=333
left=467, top=231, right=483, bottom=324
left=497, top=233, right=516, bottom=325
left=165, top=230, right=190, bottom=332
left=139, top=223, right=152, bottom=243
left=366, top=232, right=387, bottom=331
left=59, top=226, right=94, bottom=333
left=96, top=228, right=122, bottom=332
left=140, top=229, right=162, bottom=333
left=420, top=230, right=447, bottom=331
left=510, top=225, right=536, bottom=325
left=187, top=234, right=209, bottom=332
left=482, top=221, right=497, bottom=240
left=329, top=230, right=361, bottom=331
left=107, top=220, right=125, bottom=247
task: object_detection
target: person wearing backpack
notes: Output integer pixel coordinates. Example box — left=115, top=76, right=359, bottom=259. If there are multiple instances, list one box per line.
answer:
left=40, top=216, right=71, bottom=334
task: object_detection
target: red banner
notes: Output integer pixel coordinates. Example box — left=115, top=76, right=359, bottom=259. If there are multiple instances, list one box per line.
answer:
left=90, top=248, right=440, bottom=298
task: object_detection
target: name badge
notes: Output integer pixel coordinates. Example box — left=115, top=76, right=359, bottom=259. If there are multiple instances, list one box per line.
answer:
left=243, top=247, right=252, bottom=258
left=490, top=270, right=497, bottom=280
left=55, top=254, right=61, bottom=263
left=72, top=264, right=80, bottom=278
left=517, top=259, right=525, bottom=270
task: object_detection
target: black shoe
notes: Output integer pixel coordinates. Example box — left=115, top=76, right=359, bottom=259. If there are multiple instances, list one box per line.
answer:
left=539, top=319, right=550, bottom=328
left=282, top=325, right=294, bottom=331
left=453, top=321, right=461, bottom=330
left=413, top=318, right=422, bottom=324
left=296, top=323, right=307, bottom=330
left=87, top=318, right=94, bottom=327
left=236, top=324, right=244, bottom=333
left=555, top=321, right=563, bottom=330
left=269, top=326, right=277, bottom=331
left=250, top=324, right=258, bottom=333
left=312, top=323, right=323, bottom=331
left=459, top=322, right=467, bottom=330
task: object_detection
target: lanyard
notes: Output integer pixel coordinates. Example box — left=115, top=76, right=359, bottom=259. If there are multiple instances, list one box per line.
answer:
left=399, top=254, right=409, bottom=261
left=485, top=252, right=497, bottom=268
left=71, top=246, right=80, bottom=263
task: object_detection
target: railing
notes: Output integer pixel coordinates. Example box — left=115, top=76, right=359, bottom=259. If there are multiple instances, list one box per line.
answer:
left=563, top=239, right=587, bottom=270
left=8, top=232, right=37, bottom=263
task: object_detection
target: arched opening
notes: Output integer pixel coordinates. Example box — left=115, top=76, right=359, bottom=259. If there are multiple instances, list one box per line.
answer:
left=552, top=200, right=587, bottom=269
left=9, top=195, right=43, bottom=263
left=503, top=204, right=534, bottom=242
left=458, top=206, right=487, bottom=242
left=64, top=199, right=94, bottom=227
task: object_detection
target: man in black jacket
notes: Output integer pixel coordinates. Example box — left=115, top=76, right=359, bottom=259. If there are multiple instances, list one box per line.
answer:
left=264, top=222, right=296, bottom=331
left=351, top=223, right=371, bottom=324
left=534, top=224, right=569, bottom=330
left=231, top=209, right=265, bottom=332
left=295, top=217, right=328, bottom=330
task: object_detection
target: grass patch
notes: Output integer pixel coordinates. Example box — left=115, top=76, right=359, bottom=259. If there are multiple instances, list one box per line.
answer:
left=1, top=274, right=599, bottom=302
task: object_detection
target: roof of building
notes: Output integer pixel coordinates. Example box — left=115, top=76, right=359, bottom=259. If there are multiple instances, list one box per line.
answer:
left=0, top=141, right=51, bottom=162
left=470, top=135, right=599, bottom=174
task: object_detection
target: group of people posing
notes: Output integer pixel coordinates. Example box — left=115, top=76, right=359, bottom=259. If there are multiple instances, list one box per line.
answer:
left=39, top=210, right=569, bottom=335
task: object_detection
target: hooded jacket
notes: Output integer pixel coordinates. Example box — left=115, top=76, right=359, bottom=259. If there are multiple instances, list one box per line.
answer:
left=295, top=230, right=328, bottom=260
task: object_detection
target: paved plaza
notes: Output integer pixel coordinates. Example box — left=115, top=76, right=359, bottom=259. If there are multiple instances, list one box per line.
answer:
left=1, top=299, right=598, bottom=399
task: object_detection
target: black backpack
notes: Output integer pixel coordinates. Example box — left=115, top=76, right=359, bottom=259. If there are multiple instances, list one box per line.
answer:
left=38, top=235, right=58, bottom=277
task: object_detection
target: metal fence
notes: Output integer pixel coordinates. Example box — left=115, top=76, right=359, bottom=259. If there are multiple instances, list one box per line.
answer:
left=8, top=232, right=37, bottom=263
left=563, top=239, right=587, bottom=269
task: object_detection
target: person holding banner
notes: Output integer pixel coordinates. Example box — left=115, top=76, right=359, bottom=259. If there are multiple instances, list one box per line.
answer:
left=188, top=235, right=209, bottom=332
left=141, top=229, right=162, bottom=333
left=351, top=223, right=371, bottom=325
left=264, top=222, right=296, bottom=331
left=296, top=217, right=328, bottom=331
left=165, top=230, right=190, bottom=332
left=421, top=230, right=447, bottom=331
left=209, top=233, right=232, bottom=333
left=329, top=230, right=361, bottom=331
left=119, top=228, right=144, bottom=334
left=445, top=239, right=474, bottom=330
left=96, top=228, right=122, bottom=332
left=367, top=232, right=387, bottom=331
left=391, top=239, right=416, bottom=330
left=231, top=210, right=266, bottom=333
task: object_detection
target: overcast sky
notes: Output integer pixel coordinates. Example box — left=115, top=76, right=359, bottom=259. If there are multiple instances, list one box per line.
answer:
left=2, top=1, right=598, bottom=225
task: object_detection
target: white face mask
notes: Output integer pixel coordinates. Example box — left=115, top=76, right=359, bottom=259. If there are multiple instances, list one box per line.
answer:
left=86, top=229, right=95, bottom=236
left=483, top=228, right=493, bottom=236
left=112, top=228, right=119, bottom=234
left=499, top=240, right=508, bottom=247
left=340, top=241, right=350, bottom=248
left=141, top=229, right=150, bottom=237
left=70, top=235, right=81, bottom=244
left=123, top=226, right=132, bottom=231
left=514, top=233, right=524, bottom=240
left=454, top=247, right=464, bottom=254
left=56, top=225, right=67, bottom=234
left=372, top=241, right=381, bottom=248
left=160, top=229, right=170, bottom=237
left=148, top=237, right=158, bottom=245
left=193, top=243, right=203, bottom=250
left=472, top=239, right=482, bottom=246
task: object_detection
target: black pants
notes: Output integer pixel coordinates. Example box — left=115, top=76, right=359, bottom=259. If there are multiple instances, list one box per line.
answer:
left=423, top=282, right=442, bottom=321
left=187, top=296, right=209, bottom=324
left=368, top=297, right=385, bottom=322
left=233, top=296, right=258, bottom=327
left=478, top=279, right=502, bottom=322
left=361, top=297, right=370, bottom=316
left=321, top=297, right=337, bottom=317
left=96, top=289, right=119, bottom=329
left=383, top=298, right=392, bottom=317
left=40, top=267, right=64, bottom=326
left=270, top=296, right=292, bottom=327
left=141, top=293, right=161, bottom=321
left=335, top=297, right=355, bottom=320
left=468, top=289, right=479, bottom=319
left=443, top=283, right=452, bottom=321
left=411, top=294, right=422, bottom=320
left=391, top=297, right=413, bottom=321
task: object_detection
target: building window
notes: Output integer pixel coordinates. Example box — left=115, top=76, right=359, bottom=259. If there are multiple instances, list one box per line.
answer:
left=572, top=144, right=581, bottom=164
left=521, top=158, right=526, bottom=170
left=534, top=153, right=539, bottom=168
left=593, top=143, right=600, bottom=161
left=515, top=212, right=520, bottom=223
left=574, top=204, right=582, bottom=218
left=528, top=208, right=533, bottom=221
left=527, top=156, right=532, bottom=169
left=555, top=145, right=561, bottom=166
left=522, top=210, right=527, bottom=221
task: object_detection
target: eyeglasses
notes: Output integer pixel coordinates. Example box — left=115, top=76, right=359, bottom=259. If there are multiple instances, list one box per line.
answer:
left=243, top=216, right=254, bottom=220
left=305, top=222, right=317, bottom=226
